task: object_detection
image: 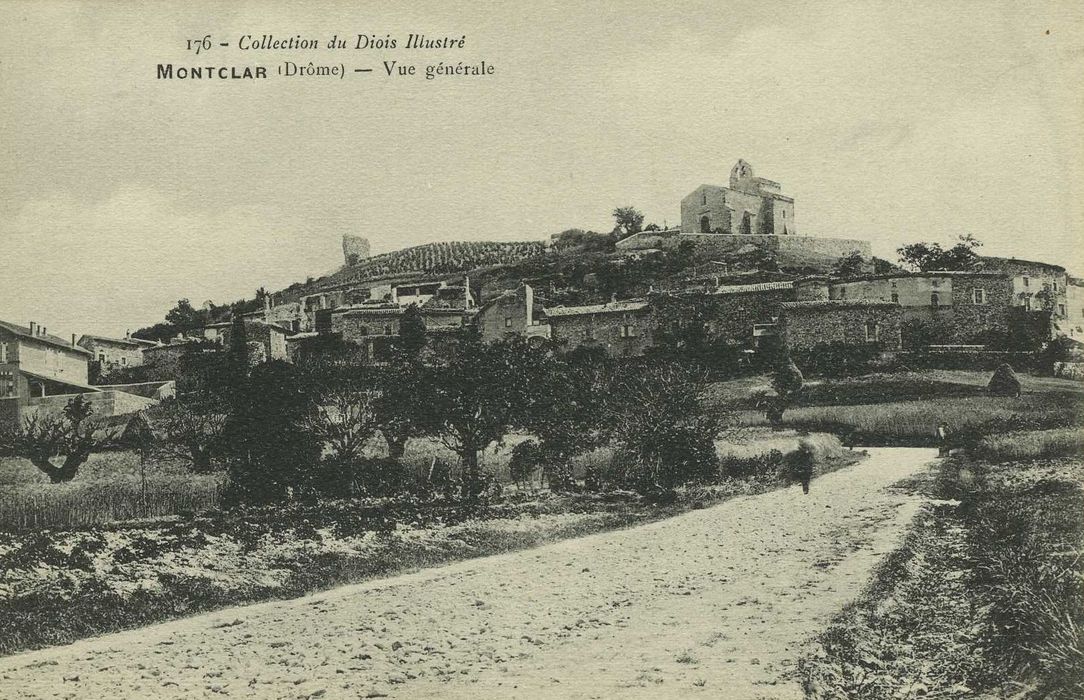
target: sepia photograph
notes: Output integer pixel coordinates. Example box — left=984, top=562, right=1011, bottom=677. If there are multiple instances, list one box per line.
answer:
left=1, top=1, right=1082, bottom=697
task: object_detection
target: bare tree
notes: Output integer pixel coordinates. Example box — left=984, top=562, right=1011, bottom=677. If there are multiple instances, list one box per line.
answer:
left=0, top=395, right=113, bottom=483
left=150, top=401, right=228, bottom=473
left=302, top=386, right=380, bottom=465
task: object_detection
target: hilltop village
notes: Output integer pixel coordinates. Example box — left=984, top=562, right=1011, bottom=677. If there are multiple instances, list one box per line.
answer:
left=2, top=159, right=1081, bottom=427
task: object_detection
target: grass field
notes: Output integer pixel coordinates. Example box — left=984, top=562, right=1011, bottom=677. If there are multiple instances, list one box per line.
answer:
left=738, top=392, right=1083, bottom=446
left=800, top=455, right=1084, bottom=698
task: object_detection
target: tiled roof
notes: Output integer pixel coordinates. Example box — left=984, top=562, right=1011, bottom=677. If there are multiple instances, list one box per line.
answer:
left=543, top=300, right=649, bottom=318
left=832, top=270, right=1005, bottom=283
left=780, top=300, right=899, bottom=310
left=0, top=320, right=92, bottom=355
left=78, top=334, right=156, bottom=348
left=714, top=281, right=794, bottom=295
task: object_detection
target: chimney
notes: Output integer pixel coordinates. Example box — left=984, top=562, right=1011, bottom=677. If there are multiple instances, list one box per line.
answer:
left=28, top=321, right=36, bottom=336
left=41, top=327, right=47, bottom=337
left=264, top=294, right=271, bottom=314
left=71, top=334, right=76, bottom=348
left=125, top=329, right=131, bottom=340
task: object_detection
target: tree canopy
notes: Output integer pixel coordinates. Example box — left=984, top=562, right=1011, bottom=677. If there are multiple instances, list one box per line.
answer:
left=897, top=235, right=983, bottom=272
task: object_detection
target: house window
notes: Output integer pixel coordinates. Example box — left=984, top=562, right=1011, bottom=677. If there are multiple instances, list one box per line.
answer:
left=865, top=322, right=880, bottom=342
left=931, top=292, right=940, bottom=307
left=384, top=325, right=392, bottom=335
left=504, top=317, right=513, bottom=328
left=701, top=192, right=707, bottom=206
left=931, top=278, right=941, bottom=288
left=584, top=327, right=594, bottom=340
left=891, top=292, right=899, bottom=304
left=98, top=353, right=105, bottom=363
left=357, top=326, right=368, bottom=336
left=1023, top=276, right=1030, bottom=288
left=1023, top=297, right=1032, bottom=312
left=1059, top=304, right=1067, bottom=317
left=620, top=324, right=638, bottom=338
left=1053, top=281, right=1058, bottom=292
left=972, top=288, right=986, bottom=304
left=121, top=357, right=127, bottom=366
left=0, top=342, right=6, bottom=363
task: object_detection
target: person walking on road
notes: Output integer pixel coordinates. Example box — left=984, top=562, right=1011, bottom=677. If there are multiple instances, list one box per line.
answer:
left=791, top=437, right=816, bottom=494
left=937, top=422, right=951, bottom=457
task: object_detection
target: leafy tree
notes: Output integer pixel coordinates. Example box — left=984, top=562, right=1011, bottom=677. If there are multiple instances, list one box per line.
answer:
left=612, top=206, right=645, bottom=238
left=397, top=304, right=427, bottom=356
left=604, top=362, right=723, bottom=493
left=516, top=348, right=610, bottom=490
left=873, top=257, right=900, bottom=274
left=221, top=360, right=322, bottom=503
left=164, top=298, right=209, bottom=332
left=897, top=234, right=982, bottom=271
left=417, top=335, right=538, bottom=499
left=833, top=250, right=867, bottom=278
left=0, top=396, right=113, bottom=483
left=375, top=359, right=426, bottom=460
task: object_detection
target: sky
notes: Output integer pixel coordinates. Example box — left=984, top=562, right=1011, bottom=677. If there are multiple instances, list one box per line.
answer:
left=2, top=0, right=1082, bottom=339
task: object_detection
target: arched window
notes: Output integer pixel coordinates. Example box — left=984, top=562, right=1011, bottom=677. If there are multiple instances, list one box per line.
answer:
left=741, top=212, right=752, bottom=235
left=931, top=292, right=939, bottom=307
left=701, top=192, right=707, bottom=206
left=891, top=292, right=899, bottom=304
left=699, top=215, right=711, bottom=233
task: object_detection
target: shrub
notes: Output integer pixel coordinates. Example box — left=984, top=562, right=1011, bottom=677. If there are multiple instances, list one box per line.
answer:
left=793, top=342, right=880, bottom=378
left=987, top=363, right=1021, bottom=397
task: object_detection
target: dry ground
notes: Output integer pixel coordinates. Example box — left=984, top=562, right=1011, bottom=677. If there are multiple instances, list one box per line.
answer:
left=0, top=447, right=935, bottom=700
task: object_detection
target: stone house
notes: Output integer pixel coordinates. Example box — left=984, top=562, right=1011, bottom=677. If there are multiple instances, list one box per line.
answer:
left=476, top=283, right=551, bottom=344
left=975, top=257, right=1068, bottom=320
left=209, top=320, right=290, bottom=363
left=778, top=301, right=903, bottom=352
left=545, top=300, right=652, bottom=357
left=1067, top=277, right=1084, bottom=340
left=1, top=319, right=157, bottom=427
left=649, top=281, right=797, bottom=349
left=77, top=333, right=156, bottom=373
left=141, top=338, right=215, bottom=379
left=680, top=160, right=796, bottom=235
left=828, top=271, right=1013, bottom=346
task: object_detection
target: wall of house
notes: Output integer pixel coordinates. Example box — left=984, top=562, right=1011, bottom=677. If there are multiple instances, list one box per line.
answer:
left=649, top=288, right=795, bottom=347
left=1067, top=281, right=1084, bottom=339
left=333, top=311, right=401, bottom=345
left=79, top=339, right=144, bottom=372
left=8, top=336, right=89, bottom=385
left=141, top=344, right=194, bottom=378
left=549, top=311, right=653, bottom=357
left=830, top=274, right=1013, bottom=344
left=479, top=292, right=530, bottom=342
left=22, top=389, right=156, bottom=421
left=780, top=303, right=902, bottom=351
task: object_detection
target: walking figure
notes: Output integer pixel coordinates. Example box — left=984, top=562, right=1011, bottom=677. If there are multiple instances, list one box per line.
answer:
left=937, top=422, right=951, bottom=457
left=792, top=437, right=815, bottom=495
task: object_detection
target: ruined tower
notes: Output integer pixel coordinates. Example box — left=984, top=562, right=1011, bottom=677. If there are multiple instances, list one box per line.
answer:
left=342, top=235, right=371, bottom=266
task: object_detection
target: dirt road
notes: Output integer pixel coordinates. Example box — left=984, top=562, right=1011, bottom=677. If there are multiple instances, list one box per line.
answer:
left=0, top=448, right=934, bottom=699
